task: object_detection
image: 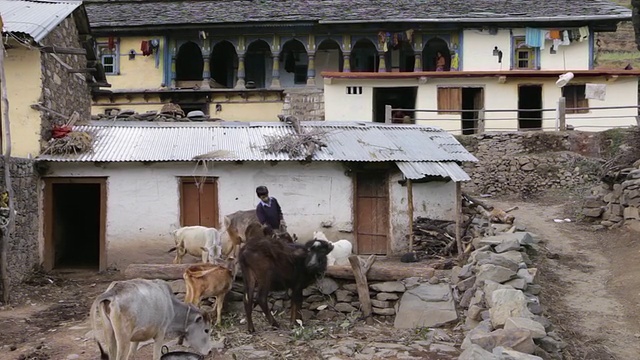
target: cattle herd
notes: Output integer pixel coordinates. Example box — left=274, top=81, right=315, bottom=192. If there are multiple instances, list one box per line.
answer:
left=90, top=209, right=352, bottom=359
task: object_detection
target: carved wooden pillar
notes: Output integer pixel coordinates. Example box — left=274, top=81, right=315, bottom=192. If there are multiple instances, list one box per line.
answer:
left=201, top=44, right=211, bottom=89
left=170, top=39, right=177, bottom=88
left=414, top=53, right=422, bottom=72
left=343, top=52, right=351, bottom=72
left=306, top=52, right=316, bottom=86
left=271, top=52, right=281, bottom=89
left=378, top=52, right=387, bottom=72
left=235, top=53, right=246, bottom=89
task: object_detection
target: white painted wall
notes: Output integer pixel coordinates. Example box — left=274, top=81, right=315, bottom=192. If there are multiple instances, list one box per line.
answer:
left=388, top=173, right=457, bottom=253
left=315, top=49, right=341, bottom=88
left=323, top=77, right=639, bottom=132
left=462, top=28, right=590, bottom=71
left=43, top=161, right=458, bottom=266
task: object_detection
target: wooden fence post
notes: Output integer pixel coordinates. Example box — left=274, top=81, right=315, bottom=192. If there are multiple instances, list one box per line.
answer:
left=384, top=105, right=392, bottom=124
left=477, top=109, right=485, bottom=134
left=557, top=97, right=566, bottom=131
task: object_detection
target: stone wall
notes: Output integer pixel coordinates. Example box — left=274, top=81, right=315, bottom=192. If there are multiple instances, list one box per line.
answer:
left=0, top=157, right=40, bottom=302
left=282, top=88, right=325, bottom=121
left=458, top=132, right=602, bottom=197
left=39, top=15, right=91, bottom=143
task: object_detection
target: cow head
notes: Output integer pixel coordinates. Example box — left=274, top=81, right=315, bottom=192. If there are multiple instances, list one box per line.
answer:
left=304, top=239, right=334, bottom=272
left=183, top=306, right=214, bottom=356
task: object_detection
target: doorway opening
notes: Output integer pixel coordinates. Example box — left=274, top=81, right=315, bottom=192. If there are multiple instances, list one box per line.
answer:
left=354, top=172, right=389, bottom=255
left=44, top=178, right=106, bottom=270
left=461, top=87, right=484, bottom=135
left=373, top=87, right=417, bottom=123
left=518, top=85, right=543, bottom=130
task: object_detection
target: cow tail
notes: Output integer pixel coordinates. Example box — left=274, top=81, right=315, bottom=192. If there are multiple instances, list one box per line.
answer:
left=90, top=295, right=113, bottom=360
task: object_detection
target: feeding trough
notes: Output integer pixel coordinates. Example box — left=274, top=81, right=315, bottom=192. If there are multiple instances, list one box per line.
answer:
left=160, top=345, right=204, bottom=360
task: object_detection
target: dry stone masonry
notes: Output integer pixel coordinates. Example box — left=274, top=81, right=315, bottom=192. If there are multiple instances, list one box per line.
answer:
left=39, top=16, right=91, bottom=142
left=281, top=88, right=325, bottom=121
left=0, top=157, right=40, bottom=302
left=458, top=132, right=601, bottom=197
left=454, top=231, right=565, bottom=360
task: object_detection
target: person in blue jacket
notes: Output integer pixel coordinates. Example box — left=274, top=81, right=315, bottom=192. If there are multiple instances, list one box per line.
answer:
left=255, top=185, right=285, bottom=231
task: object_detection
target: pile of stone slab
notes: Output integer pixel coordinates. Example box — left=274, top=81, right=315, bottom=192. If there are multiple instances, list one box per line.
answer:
left=453, top=232, right=566, bottom=360
left=90, top=108, right=221, bottom=122
left=582, top=164, right=640, bottom=231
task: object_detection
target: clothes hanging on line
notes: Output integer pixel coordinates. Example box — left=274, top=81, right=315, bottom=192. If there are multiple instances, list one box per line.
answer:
left=585, top=83, right=606, bottom=101
left=525, top=28, right=544, bottom=49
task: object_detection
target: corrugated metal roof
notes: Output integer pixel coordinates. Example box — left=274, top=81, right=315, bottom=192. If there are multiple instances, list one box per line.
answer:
left=37, top=121, right=478, bottom=165
left=396, top=161, right=471, bottom=182
left=0, top=0, right=82, bottom=43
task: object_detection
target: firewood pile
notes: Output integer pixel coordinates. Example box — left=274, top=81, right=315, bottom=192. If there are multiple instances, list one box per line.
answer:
left=411, top=193, right=518, bottom=258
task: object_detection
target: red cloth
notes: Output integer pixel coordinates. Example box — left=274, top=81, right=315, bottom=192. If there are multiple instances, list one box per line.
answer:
left=52, top=125, right=72, bottom=139
left=141, top=40, right=151, bottom=56
left=108, top=36, right=115, bottom=51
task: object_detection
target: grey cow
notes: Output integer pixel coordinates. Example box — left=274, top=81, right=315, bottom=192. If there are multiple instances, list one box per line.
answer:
left=91, top=278, right=213, bottom=360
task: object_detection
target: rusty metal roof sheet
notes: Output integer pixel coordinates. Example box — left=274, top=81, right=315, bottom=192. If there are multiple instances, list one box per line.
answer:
left=38, top=121, right=478, bottom=166
left=0, top=0, right=82, bottom=42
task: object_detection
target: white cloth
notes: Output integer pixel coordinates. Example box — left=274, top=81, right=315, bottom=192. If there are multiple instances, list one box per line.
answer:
left=585, top=83, right=606, bottom=101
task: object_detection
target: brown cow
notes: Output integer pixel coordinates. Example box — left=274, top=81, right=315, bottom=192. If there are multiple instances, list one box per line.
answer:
left=183, top=258, right=237, bottom=326
left=220, top=209, right=297, bottom=258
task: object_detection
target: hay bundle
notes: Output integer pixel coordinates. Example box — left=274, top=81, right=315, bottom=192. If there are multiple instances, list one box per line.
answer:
left=43, top=131, right=93, bottom=155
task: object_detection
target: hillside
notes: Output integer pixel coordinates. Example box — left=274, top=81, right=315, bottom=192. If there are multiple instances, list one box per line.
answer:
left=595, top=0, right=640, bottom=69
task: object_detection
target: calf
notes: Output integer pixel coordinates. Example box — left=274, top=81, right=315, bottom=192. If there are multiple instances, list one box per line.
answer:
left=183, top=258, right=237, bottom=326
left=168, top=226, right=221, bottom=264
left=90, top=278, right=213, bottom=360
left=313, top=231, right=353, bottom=266
left=239, top=223, right=334, bottom=333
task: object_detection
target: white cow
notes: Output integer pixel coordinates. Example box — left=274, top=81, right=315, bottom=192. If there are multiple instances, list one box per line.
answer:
left=90, top=278, right=213, bottom=360
left=168, top=226, right=222, bottom=264
left=313, top=230, right=353, bottom=266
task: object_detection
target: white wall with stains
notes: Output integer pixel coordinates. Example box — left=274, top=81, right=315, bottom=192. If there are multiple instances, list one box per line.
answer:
left=43, top=162, right=458, bottom=267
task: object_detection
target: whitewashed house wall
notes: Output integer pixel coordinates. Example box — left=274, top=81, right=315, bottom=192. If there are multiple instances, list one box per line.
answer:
left=44, top=161, right=457, bottom=267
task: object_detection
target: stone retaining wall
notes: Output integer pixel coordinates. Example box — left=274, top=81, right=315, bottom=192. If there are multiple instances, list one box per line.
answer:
left=281, top=88, right=324, bottom=121
left=0, top=157, right=40, bottom=302
left=458, top=132, right=602, bottom=197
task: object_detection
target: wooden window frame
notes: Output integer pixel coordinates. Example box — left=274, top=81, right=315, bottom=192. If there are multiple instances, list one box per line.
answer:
left=562, top=84, right=589, bottom=114
left=179, top=177, right=219, bottom=228
left=96, top=41, right=120, bottom=75
left=437, top=87, right=462, bottom=114
left=512, top=37, right=538, bottom=70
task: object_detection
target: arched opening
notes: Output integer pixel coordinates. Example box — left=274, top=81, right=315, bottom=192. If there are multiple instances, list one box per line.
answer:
left=176, top=41, right=204, bottom=82
left=316, top=39, right=343, bottom=87
left=280, top=39, right=308, bottom=87
left=422, top=37, right=451, bottom=71
left=245, top=40, right=272, bottom=89
left=384, top=41, right=415, bottom=72
left=351, top=39, right=378, bottom=72
left=210, top=41, right=237, bottom=88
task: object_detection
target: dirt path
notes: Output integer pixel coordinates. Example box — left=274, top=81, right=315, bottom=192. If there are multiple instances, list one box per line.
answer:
left=493, top=198, right=640, bottom=360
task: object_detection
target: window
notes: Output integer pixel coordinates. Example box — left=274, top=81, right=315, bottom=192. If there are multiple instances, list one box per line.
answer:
left=346, top=86, right=363, bottom=95
left=437, top=87, right=461, bottom=114
left=513, top=37, right=537, bottom=70
left=97, top=41, right=119, bottom=75
left=562, top=85, right=589, bottom=114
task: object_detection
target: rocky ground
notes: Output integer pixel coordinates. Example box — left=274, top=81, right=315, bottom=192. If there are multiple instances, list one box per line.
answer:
left=1, top=193, right=640, bottom=359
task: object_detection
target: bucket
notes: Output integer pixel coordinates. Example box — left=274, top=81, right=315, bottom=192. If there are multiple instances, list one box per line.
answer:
left=555, top=72, right=574, bottom=87
left=160, top=345, right=204, bottom=360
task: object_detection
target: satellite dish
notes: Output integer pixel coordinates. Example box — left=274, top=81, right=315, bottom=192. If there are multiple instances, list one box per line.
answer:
left=556, top=72, right=574, bottom=88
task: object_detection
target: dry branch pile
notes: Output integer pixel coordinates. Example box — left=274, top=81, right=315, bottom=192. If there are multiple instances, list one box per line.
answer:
left=263, top=115, right=327, bottom=159
left=43, top=131, right=93, bottom=155
left=412, top=217, right=458, bottom=257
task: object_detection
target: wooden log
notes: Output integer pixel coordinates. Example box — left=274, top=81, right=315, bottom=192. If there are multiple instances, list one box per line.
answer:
left=407, top=179, right=414, bottom=252
left=40, top=46, right=87, bottom=55
left=124, top=263, right=192, bottom=280
left=349, top=255, right=376, bottom=325
left=462, top=192, right=494, bottom=211
left=124, top=262, right=437, bottom=282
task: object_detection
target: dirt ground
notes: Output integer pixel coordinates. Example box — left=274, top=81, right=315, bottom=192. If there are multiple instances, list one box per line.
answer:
left=2, top=194, right=640, bottom=359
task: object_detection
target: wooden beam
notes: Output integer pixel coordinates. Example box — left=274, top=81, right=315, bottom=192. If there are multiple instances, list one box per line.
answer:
left=407, top=179, right=415, bottom=252
left=66, top=68, right=97, bottom=73
left=88, top=82, right=112, bottom=88
left=40, top=46, right=87, bottom=55
left=123, top=262, right=437, bottom=281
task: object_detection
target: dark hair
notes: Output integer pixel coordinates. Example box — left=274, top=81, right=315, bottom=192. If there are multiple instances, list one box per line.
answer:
left=256, top=186, right=269, bottom=196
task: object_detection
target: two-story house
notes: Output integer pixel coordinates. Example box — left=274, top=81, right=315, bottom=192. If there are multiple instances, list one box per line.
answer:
left=1, top=0, right=107, bottom=158
left=84, top=0, right=638, bottom=132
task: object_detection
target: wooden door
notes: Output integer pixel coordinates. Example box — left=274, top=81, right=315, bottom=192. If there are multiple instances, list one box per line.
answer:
left=180, top=178, right=219, bottom=228
left=355, top=172, right=389, bottom=255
